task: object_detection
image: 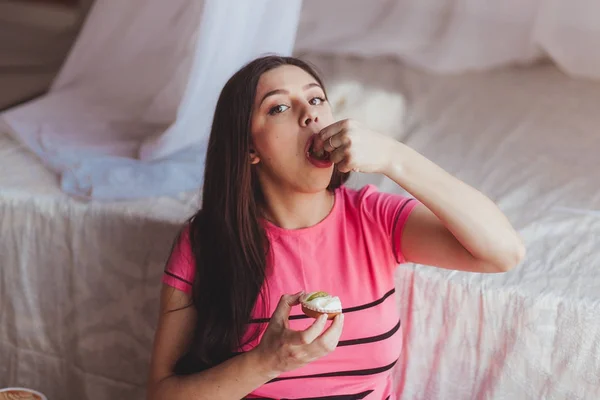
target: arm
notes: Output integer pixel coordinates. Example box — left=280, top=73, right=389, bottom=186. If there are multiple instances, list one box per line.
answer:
left=146, top=284, right=277, bottom=400
left=147, top=287, right=344, bottom=400
left=318, top=119, right=526, bottom=274
left=382, top=141, right=526, bottom=273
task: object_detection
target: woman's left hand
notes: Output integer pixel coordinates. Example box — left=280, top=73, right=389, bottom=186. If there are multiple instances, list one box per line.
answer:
left=316, top=119, right=396, bottom=174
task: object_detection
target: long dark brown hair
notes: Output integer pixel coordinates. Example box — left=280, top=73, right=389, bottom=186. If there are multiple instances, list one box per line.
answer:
left=175, top=55, right=350, bottom=374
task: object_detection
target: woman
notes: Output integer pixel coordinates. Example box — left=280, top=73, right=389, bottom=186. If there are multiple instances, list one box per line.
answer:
left=147, top=55, right=525, bottom=399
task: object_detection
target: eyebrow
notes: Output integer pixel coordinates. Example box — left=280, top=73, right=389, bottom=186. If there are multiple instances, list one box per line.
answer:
left=259, top=83, right=322, bottom=106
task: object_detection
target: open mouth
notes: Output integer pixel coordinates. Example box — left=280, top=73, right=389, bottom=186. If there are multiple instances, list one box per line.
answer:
left=306, top=135, right=330, bottom=162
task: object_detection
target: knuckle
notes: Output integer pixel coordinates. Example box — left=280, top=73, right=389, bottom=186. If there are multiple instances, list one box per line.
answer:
left=322, top=340, right=336, bottom=353
left=279, top=294, right=292, bottom=304
left=298, top=333, right=311, bottom=345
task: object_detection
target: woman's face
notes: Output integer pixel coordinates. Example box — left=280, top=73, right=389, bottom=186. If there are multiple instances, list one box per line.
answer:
left=250, top=65, right=336, bottom=194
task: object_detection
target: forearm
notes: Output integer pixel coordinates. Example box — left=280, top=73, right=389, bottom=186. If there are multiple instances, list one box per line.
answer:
left=149, top=349, right=276, bottom=400
left=383, top=141, right=525, bottom=270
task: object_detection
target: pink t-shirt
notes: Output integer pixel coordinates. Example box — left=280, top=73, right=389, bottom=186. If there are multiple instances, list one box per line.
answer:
left=163, top=184, right=418, bottom=399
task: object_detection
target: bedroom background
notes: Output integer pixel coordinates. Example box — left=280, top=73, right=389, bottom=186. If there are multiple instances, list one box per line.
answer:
left=1, top=0, right=598, bottom=399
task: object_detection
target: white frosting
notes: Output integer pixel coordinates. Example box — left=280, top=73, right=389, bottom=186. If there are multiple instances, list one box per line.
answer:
left=302, top=292, right=342, bottom=312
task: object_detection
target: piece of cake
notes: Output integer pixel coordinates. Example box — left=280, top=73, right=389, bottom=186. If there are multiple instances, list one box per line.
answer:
left=300, top=291, right=342, bottom=320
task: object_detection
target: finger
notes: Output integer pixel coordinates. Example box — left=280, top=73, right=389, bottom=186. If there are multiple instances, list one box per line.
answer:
left=330, top=146, right=355, bottom=173
left=328, top=145, right=349, bottom=165
left=318, top=120, right=347, bottom=143
left=336, top=159, right=354, bottom=174
left=271, top=291, right=304, bottom=326
left=313, top=131, right=340, bottom=154
left=316, top=313, right=345, bottom=350
left=293, top=313, right=328, bottom=345
left=315, top=123, right=347, bottom=153
left=322, top=133, right=338, bottom=153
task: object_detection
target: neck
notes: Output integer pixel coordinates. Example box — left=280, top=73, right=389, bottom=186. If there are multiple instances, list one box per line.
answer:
left=259, top=186, right=335, bottom=230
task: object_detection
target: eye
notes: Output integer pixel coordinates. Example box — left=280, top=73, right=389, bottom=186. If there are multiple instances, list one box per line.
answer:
left=268, top=104, right=289, bottom=115
left=309, top=97, right=326, bottom=106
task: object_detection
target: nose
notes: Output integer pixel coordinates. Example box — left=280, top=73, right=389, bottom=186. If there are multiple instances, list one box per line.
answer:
left=301, top=107, right=319, bottom=127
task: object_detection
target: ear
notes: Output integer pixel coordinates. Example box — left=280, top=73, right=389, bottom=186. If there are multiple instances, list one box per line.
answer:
left=249, top=149, right=260, bottom=165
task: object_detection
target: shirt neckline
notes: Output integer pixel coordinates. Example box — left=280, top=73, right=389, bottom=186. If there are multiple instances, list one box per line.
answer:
left=261, top=187, right=342, bottom=238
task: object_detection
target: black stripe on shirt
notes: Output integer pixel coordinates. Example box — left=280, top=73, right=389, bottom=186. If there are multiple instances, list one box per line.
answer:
left=337, top=319, right=401, bottom=347
left=391, top=198, right=416, bottom=264
left=233, top=318, right=400, bottom=364
left=341, top=288, right=396, bottom=313
left=249, top=288, right=396, bottom=324
left=268, top=359, right=398, bottom=383
left=250, top=390, right=374, bottom=400
left=164, top=270, right=193, bottom=286
left=283, top=391, right=374, bottom=400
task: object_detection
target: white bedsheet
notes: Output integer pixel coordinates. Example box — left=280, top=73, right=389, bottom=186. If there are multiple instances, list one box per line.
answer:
left=2, top=55, right=599, bottom=399
left=0, top=133, right=199, bottom=399
left=304, top=55, right=600, bottom=399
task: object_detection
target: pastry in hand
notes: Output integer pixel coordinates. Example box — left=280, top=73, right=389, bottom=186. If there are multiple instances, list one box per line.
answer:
left=300, top=291, right=342, bottom=320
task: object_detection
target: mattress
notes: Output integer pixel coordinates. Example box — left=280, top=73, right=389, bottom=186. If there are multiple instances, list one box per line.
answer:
left=0, top=133, right=200, bottom=398
left=1, top=54, right=599, bottom=399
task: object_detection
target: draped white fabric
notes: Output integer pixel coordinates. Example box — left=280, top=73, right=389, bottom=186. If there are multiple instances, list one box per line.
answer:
left=139, top=0, right=302, bottom=160
left=296, top=0, right=600, bottom=79
left=2, top=0, right=600, bottom=199
left=0, top=0, right=302, bottom=199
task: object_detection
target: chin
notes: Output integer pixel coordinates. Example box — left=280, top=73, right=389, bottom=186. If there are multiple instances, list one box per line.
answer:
left=301, top=169, right=335, bottom=192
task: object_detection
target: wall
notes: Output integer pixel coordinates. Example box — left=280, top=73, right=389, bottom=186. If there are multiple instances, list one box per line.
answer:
left=0, top=0, right=95, bottom=110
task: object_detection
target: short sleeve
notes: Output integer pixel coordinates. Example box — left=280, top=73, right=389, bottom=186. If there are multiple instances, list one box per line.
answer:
left=162, top=225, right=195, bottom=294
left=359, top=185, right=419, bottom=264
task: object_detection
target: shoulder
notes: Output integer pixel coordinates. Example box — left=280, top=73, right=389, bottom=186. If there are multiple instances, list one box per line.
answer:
left=337, top=184, right=410, bottom=216
left=163, top=222, right=196, bottom=292
left=336, top=184, right=380, bottom=207
left=337, top=184, right=418, bottom=242
left=172, top=223, right=192, bottom=258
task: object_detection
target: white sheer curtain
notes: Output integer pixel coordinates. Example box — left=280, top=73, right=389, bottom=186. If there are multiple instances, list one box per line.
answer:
left=139, top=0, right=302, bottom=161
left=1, top=0, right=302, bottom=199
left=296, top=0, right=600, bottom=80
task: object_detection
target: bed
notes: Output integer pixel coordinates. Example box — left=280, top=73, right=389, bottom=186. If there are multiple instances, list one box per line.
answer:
left=306, top=54, right=600, bottom=400
left=0, top=131, right=199, bottom=398
left=1, top=54, right=599, bottom=399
